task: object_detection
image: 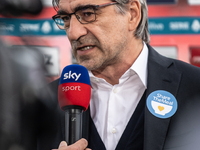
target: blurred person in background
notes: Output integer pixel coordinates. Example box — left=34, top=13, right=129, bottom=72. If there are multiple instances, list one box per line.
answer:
left=38, top=0, right=200, bottom=150
left=0, top=0, right=59, bottom=149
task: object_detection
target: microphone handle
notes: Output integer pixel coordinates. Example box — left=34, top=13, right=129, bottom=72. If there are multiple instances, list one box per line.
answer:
left=65, top=108, right=83, bottom=145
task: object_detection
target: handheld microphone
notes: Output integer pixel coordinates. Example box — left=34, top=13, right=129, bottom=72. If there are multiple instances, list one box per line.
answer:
left=58, top=64, right=91, bottom=145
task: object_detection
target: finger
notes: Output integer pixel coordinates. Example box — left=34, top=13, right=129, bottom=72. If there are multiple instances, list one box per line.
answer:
left=58, top=141, right=68, bottom=149
left=73, top=138, right=88, bottom=149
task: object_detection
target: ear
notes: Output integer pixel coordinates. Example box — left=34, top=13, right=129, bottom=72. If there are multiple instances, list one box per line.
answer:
left=128, top=0, right=141, bottom=31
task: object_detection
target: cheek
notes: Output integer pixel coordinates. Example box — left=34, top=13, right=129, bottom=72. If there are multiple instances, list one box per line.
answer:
left=98, top=18, right=127, bottom=41
left=90, top=16, right=117, bottom=36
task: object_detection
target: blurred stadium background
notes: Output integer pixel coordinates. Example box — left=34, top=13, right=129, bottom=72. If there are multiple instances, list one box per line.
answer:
left=1, top=0, right=200, bottom=82
left=1, top=0, right=200, bottom=149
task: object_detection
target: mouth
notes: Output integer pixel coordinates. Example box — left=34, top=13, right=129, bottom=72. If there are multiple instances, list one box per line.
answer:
left=77, top=45, right=95, bottom=51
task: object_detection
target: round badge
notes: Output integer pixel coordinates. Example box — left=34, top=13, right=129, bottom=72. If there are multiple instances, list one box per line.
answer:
left=147, top=90, right=178, bottom=119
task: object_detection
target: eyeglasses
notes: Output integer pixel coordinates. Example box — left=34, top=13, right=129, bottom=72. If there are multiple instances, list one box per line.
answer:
left=52, top=2, right=118, bottom=30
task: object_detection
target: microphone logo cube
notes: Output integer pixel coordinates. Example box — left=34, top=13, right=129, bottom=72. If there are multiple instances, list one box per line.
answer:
left=58, top=64, right=91, bottom=111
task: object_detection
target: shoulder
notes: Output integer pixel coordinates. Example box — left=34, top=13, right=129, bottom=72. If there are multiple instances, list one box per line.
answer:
left=48, top=78, right=60, bottom=92
left=38, top=78, right=60, bottom=108
left=148, top=44, right=200, bottom=75
left=147, top=44, right=200, bottom=84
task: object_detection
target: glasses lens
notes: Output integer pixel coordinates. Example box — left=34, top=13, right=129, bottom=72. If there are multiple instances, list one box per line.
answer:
left=76, top=7, right=96, bottom=23
left=53, top=7, right=96, bottom=29
left=54, top=16, right=65, bottom=29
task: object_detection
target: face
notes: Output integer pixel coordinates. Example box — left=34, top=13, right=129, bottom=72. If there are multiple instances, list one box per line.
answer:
left=59, top=0, right=130, bottom=71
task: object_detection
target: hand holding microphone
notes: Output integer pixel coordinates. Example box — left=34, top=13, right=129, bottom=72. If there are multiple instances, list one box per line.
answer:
left=58, top=64, right=91, bottom=145
left=53, top=139, right=91, bottom=150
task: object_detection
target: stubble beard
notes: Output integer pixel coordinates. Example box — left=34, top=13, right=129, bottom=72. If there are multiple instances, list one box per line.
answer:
left=75, top=46, right=122, bottom=72
left=71, top=36, right=105, bottom=71
left=74, top=51, right=106, bottom=71
left=71, top=33, right=127, bottom=72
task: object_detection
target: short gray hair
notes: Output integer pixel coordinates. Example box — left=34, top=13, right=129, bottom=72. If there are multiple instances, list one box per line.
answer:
left=112, top=0, right=150, bottom=43
left=52, top=0, right=150, bottom=43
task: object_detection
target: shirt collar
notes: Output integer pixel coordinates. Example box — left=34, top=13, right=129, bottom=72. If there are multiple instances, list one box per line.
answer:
left=130, top=42, right=148, bottom=88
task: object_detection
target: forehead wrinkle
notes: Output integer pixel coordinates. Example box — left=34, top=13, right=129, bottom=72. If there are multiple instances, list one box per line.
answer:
left=59, top=0, right=81, bottom=13
left=60, top=0, right=96, bottom=12
left=57, top=9, right=68, bottom=15
left=58, top=1, right=70, bottom=13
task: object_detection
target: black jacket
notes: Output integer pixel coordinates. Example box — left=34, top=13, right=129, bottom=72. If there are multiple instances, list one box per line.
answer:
left=37, top=44, right=200, bottom=150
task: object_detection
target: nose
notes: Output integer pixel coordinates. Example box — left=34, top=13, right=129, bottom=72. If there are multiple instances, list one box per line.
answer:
left=66, top=15, right=87, bottom=41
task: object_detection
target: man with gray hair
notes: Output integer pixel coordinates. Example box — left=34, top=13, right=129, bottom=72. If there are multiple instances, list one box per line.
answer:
left=41, top=0, right=200, bottom=149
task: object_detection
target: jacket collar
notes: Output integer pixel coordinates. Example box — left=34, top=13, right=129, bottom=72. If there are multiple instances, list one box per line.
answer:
left=144, top=44, right=182, bottom=150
